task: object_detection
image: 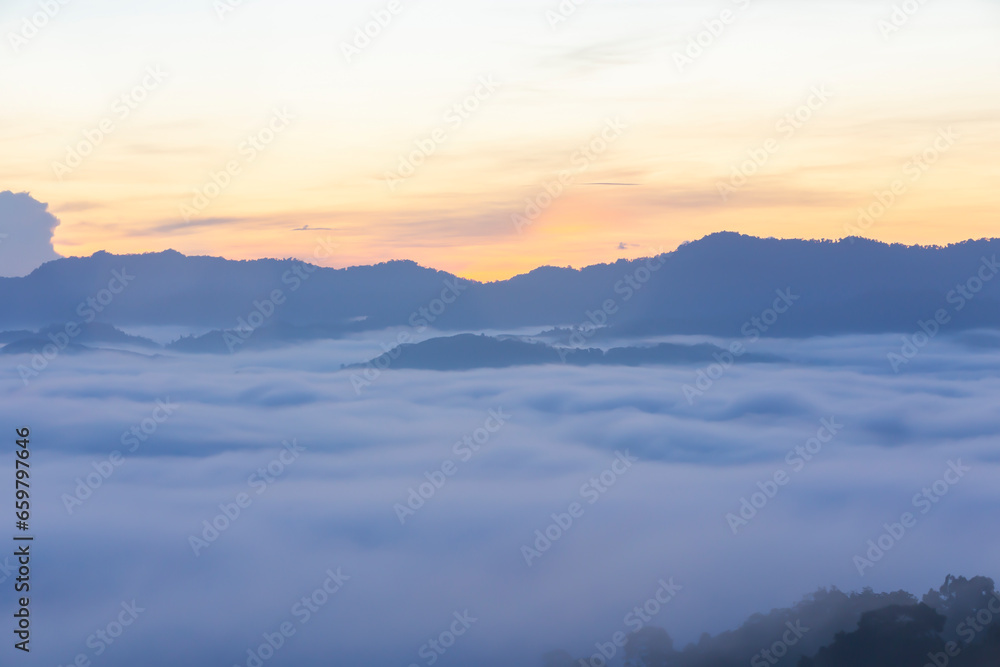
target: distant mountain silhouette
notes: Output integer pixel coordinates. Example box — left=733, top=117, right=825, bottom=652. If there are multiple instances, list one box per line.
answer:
left=166, top=322, right=343, bottom=353
left=0, top=338, right=92, bottom=355
left=0, top=322, right=158, bottom=354
left=0, top=330, right=34, bottom=343
left=2, top=234, right=998, bottom=338
left=346, top=333, right=782, bottom=370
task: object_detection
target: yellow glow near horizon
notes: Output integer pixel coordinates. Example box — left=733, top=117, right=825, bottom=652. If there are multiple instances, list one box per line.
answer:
left=2, top=0, right=999, bottom=280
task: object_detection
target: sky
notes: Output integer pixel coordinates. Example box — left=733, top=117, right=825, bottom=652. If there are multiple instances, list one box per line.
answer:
left=2, top=0, right=999, bottom=280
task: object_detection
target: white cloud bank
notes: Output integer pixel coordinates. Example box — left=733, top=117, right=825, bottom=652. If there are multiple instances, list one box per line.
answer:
left=1, top=333, right=998, bottom=666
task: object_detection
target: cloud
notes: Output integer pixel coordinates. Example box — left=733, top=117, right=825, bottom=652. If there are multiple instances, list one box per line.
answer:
left=0, top=191, right=63, bottom=277
left=1, top=334, right=998, bottom=666
left=149, top=217, right=245, bottom=234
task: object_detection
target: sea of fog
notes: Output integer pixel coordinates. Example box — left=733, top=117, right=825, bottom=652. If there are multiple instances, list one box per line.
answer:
left=2, top=332, right=999, bottom=666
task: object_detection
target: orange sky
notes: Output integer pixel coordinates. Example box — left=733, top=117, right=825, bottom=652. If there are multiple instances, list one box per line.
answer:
left=2, top=0, right=999, bottom=280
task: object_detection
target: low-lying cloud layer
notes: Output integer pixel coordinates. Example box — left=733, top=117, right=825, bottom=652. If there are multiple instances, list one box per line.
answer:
left=2, top=333, right=998, bottom=666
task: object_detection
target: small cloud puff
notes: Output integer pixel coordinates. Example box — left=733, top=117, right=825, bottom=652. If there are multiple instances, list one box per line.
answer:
left=0, top=191, right=63, bottom=277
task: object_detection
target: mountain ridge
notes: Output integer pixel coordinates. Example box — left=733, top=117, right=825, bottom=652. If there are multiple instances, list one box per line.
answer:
left=3, top=233, right=999, bottom=337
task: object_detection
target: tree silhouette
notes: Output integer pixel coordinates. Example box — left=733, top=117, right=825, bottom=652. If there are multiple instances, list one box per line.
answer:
left=624, top=627, right=675, bottom=667
left=543, top=576, right=1000, bottom=667
left=798, top=604, right=946, bottom=667
left=922, top=574, right=997, bottom=644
